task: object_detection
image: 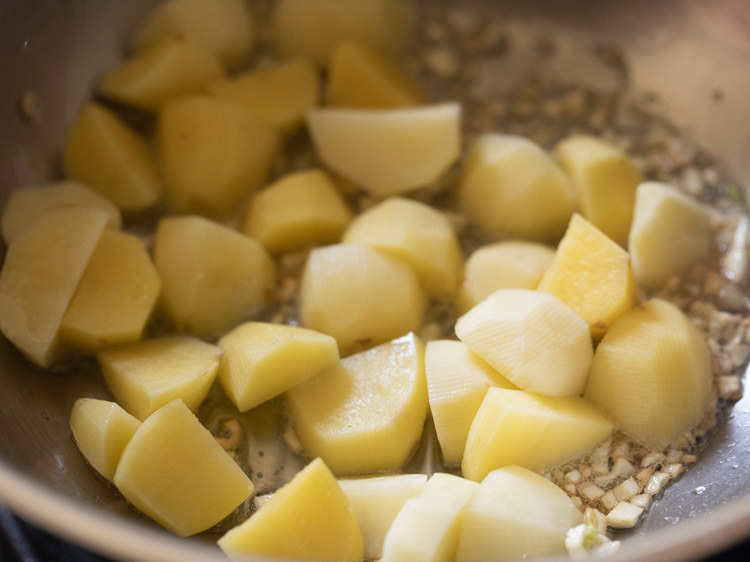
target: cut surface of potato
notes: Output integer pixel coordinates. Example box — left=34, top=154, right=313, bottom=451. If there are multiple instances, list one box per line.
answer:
left=459, top=134, right=575, bottom=242
left=158, top=96, right=280, bottom=218
left=0, top=208, right=109, bottom=367
left=98, top=41, right=225, bottom=111
left=299, top=243, right=425, bottom=355
left=69, top=398, right=141, bottom=482
left=130, top=0, right=255, bottom=69
left=218, top=458, right=362, bottom=562
left=628, top=182, right=713, bottom=290
left=114, top=399, right=253, bottom=536
left=307, top=103, right=461, bottom=197
left=584, top=299, right=713, bottom=448
left=287, top=333, right=428, bottom=474
left=556, top=134, right=642, bottom=247
left=327, top=41, right=425, bottom=109
left=208, top=58, right=319, bottom=134
left=218, top=322, right=339, bottom=412
left=455, top=289, right=593, bottom=397
left=462, top=388, right=614, bottom=482
left=537, top=213, right=636, bottom=340
left=60, top=229, right=161, bottom=352
left=342, top=197, right=462, bottom=299
left=339, top=474, right=427, bottom=561
left=457, top=465, right=583, bottom=562
left=425, top=340, right=516, bottom=466
left=0, top=181, right=121, bottom=244
left=380, top=472, right=479, bottom=562
left=457, top=241, right=555, bottom=314
left=97, top=336, right=221, bottom=421
left=153, top=216, right=275, bottom=338
left=63, top=103, right=161, bottom=212
left=242, top=169, right=352, bottom=255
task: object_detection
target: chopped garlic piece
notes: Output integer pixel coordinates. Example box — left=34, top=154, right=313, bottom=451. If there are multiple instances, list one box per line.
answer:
left=565, top=469, right=582, bottom=483
left=613, top=478, right=641, bottom=501
left=636, top=467, right=655, bottom=487
left=718, top=375, right=742, bottom=400
left=580, top=482, right=605, bottom=501
left=600, top=491, right=618, bottom=510
left=606, top=501, right=643, bottom=529
left=584, top=508, right=606, bottom=535
left=641, top=452, right=665, bottom=468
left=253, top=493, right=274, bottom=510
left=665, top=463, right=684, bottom=478
left=594, top=457, right=636, bottom=487
left=646, top=472, right=671, bottom=495
left=565, top=522, right=621, bottom=559
left=630, top=494, right=651, bottom=510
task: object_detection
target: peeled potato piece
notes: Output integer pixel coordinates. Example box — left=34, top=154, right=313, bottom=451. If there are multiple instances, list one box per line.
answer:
left=69, top=398, right=141, bottom=482
left=219, top=458, right=362, bottom=562
left=97, top=336, right=221, bottom=421
left=457, top=466, right=583, bottom=562
left=114, top=399, right=254, bottom=537
left=287, top=333, right=428, bottom=475
left=462, top=388, right=614, bottom=482
left=584, top=299, right=713, bottom=448
left=307, top=103, right=461, bottom=198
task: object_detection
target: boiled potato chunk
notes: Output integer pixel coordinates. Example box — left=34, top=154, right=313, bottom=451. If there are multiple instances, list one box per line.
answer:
left=425, top=340, right=516, bottom=466
left=218, top=322, right=339, bottom=412
left=537, top=213, right=636, bottom=340
left=455, top=289, right=593, bottom=397
left=381, top=473, right=479, bottom=562
left=459, top=134, right=575, bottom=242
left=287, top=333, right=428, bottom=474
left=342, top=197, right=462, bottom=299
left=457, top=465, right=583, bottom=562
left=457, top=241, right=555, bottom=314
left=556, top=134, right=642, bottom=247
left=272, top=0, right=415, bottom=67
left=208, top=58, right=319, bottom=134
left=218, top=458, right=362, bottom=562
left=339, top=474, right=427, bottom=561
left=462, top=388, right=614, bottom=482
left=63, top=103, right=161, bottom=212
left=327, top=41, right=425, bottom=109
left=0, top=208, right=109, bottom=367
left=0, top=181, right=121, bottom=244
left=242, top=169, right=352, bottom=255
left=98, top=41, right=224, bottom=111
left=157, top=96, right=280, bottom=218
left=299, top=243, right=425, bottom=354
left=97, top=336, right=221, bottom=421
left=628, top=182, right=713, bottom=290
left=60, top=230, right=161, bottom=352
left=307, top=103, right=461, bottom=197
left=153, top=216, right=275, bottom=338
left=114, top=399, right=253, bottom=536
left=130, top=0, right=255, bottom=69
left=69, top=398, right=141, bottom=482
left=584, top=299, right=713, bottom=448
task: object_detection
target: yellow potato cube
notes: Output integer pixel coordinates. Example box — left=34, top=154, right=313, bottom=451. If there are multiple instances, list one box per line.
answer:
left=537, top=213, right=636, bottom=340
left=153, top=216, right=275, bottom=338
left=218, top=458, right=362, bottom=562
left=218, top=322, right=340, bottom=412
left=556, top=134, right=642, bottom=247
left=114, top=399, right=253, bottom=536
left=455, top=289, right=593, bottom=397
left=425, top=340, right=516, bottom=466
left=69, top=398, right=141, bottom=482
left=242, top=169, right=352, bottom=255
left=457, top=241, right=555, bottom=314
left=462, top=388, right=614, bottom=482
left=299, top=243, right=425, bottom=355
left=63, top=103, right=161, bottom=212
left=1, top=181, right=121, bottom=244
left=97, top=336, right=221, bottom=421
left=287, top=333, right=428, bottom=474
left=208, top=58, right=319, bottom=134
left=456, top=465, right=583, bottom=562
left=584, top=299, right=713, bottom=448
left=327, top=41, right=425, bottom=109
left=157, top=96, right=280, bottom=218
left=60, top=230, right=161, bottom=352
left=98, top=41, right=225, bottom=111
left=0, top=208, right=109, bottom=367
left=459, top=134, right=575, bottom=242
